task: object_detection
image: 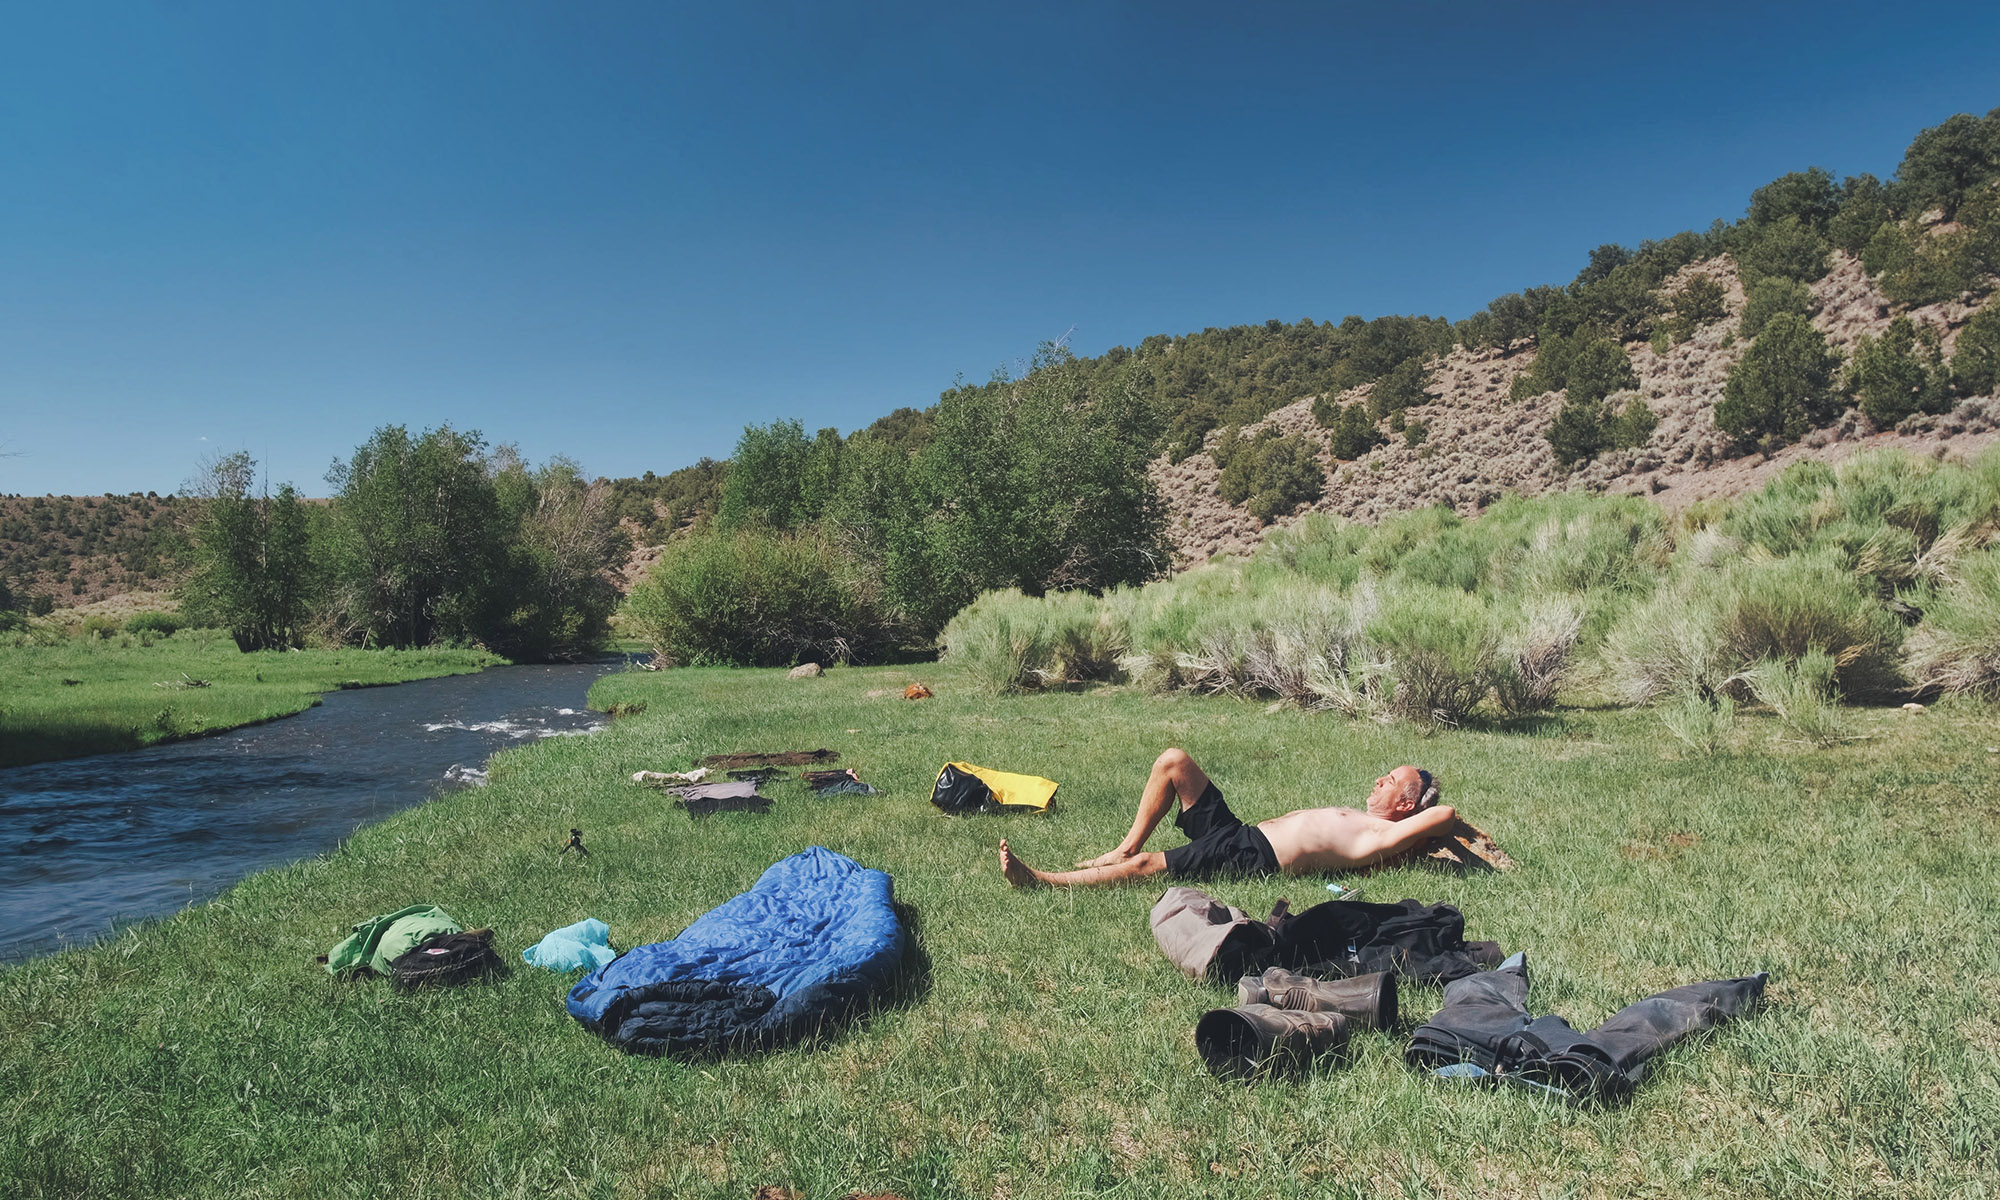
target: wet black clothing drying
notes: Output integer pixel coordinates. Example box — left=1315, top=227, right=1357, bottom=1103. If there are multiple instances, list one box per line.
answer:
left=1405, top=956, right=1767, bottom=1103
left=1150, top=887, right=1500, bottom=984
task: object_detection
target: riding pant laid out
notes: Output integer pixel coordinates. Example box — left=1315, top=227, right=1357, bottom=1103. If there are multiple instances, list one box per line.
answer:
left=1404, top=953, right=1768, bottom=1103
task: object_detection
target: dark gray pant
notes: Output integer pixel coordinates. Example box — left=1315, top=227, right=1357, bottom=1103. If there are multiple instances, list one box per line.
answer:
left=1406, top=957, right=1767, bottom=1102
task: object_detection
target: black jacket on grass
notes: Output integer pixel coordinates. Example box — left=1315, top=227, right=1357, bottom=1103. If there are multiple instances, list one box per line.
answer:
left=1150, top=887, right=1500, bottom=984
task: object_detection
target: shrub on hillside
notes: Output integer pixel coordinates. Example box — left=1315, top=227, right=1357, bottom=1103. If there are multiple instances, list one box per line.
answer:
left=623, top=526, right=888, bottom=667
left=1512, top=329, right=1636, bottom=407
left=1215, top=429, right=1325, bottom=524
left=1849, top=316, right=1947, bottom=427
left=1903, top=549, right=2000, bottom=697
left=1739, top=276, right=1814, bottom=339
left=1325, top=403, right=1384, bottom=461
left=1366, top=356, right=1433, bottom=419
left=1865, top=221, right=1980, bottom=306
left=1546, top=396, right=1610, bottom=467
left=1715, top=313, right=1843, bottom=450
left=1952, top=300, right=2000, bottom=396
left=1661, top=274, right=1728, bottom=344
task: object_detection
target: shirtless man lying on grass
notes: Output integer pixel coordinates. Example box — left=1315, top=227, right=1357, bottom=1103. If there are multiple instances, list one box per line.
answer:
left=998, top=748, right=1455, bottom=888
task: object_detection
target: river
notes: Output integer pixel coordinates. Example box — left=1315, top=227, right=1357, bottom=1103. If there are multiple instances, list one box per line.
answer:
left=0, top=660, right=623, bottom=963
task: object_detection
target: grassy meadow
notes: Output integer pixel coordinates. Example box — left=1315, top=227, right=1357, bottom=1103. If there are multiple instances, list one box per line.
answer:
left=0, top=631, right=502, bottom=767
left=2, top=661, right=1997, bottom=1198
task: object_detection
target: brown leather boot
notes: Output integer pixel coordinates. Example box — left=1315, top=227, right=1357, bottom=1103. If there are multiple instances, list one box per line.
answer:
left=1194, top=1004, right=1350, bottom=1080
left=1235, top=967, right=1398, bottom=1030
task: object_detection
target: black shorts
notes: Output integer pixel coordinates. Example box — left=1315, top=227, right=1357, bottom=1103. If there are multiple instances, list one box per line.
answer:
left=1162, top=782, right=1280, bottom=881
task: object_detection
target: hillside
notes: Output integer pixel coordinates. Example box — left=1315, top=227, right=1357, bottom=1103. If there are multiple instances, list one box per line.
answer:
left=13, top=109, right=2000, bottom=614
left=0, top=493, right=191, bottom=610
left=1158, top=250, right=2000, bottom=562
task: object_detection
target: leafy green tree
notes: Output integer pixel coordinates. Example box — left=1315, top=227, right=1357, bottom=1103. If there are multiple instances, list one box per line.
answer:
left=717, top=420, right=838, bottom=531
left=1740, top=276, right=1814, bottom=338
left=1951, top=299, right=2000, bottom=396
left=1574, top=244, right=1633, bottom=287
left=1736, top=215, right=1831, bottom=283
left=181, top=452, right=315, bottom=651
left=1893, top=109, right=2000, bottom=221
left=1849, top=316, right=1947, bottom=427
left=1715, top=313, right=1843, bottom=449
left=490, top=455, right=625, bottom=659
left=1829, top=173, right=1892, bottom=253
left=324, top=426, right=506, bottom=649
left=1748, top=167, right=1840, bottom=232
left=887, top=347, right=1169, bottom=637
left=624, top=526, right=887, bottom=666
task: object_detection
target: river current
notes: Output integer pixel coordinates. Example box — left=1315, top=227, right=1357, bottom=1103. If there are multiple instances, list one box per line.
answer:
left=0, top=660, right=621, bottom=963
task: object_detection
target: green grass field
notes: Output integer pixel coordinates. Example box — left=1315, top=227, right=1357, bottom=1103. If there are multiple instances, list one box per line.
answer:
left=3, top=663, right=1997, bottom=1198
left=0, top=633, right=503, bottom=767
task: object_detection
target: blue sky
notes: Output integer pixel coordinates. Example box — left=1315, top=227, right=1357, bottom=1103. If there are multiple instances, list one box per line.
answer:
left=4, top=2, right=1999, bottom=496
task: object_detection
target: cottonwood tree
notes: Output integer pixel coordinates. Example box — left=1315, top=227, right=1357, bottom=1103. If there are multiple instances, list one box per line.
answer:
left=324, top=425, right=506, bottom=649
left=181, top=451, right=314, bottom=650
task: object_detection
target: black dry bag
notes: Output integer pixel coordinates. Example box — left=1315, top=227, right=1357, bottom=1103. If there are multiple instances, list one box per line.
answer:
left=930, top=763, right=998, bottom=815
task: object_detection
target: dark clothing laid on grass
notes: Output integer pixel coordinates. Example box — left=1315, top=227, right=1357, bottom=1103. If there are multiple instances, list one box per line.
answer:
left=698, top=749, right=839, bottom=768
left=1163, top=783, right=1281, bottom=881
left=659, top=780, right=774, bottom=817
left=1405, top=956, right=1767, bottom=1103
left=566, top=846, right=904, bottom=1056
left=1151, top=886, right=1499, bottom=984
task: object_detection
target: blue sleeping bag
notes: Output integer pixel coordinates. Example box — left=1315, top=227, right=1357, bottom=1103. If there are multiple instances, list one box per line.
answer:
left=566, top=846, right=905, bottom=1055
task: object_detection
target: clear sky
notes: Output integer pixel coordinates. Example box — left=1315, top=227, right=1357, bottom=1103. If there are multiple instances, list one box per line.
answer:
left=4, top=2, right=1999, bottom=496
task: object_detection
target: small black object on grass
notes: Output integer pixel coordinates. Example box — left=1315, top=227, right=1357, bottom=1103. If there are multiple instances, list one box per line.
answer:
left=560, top=828, right=589, bottom=856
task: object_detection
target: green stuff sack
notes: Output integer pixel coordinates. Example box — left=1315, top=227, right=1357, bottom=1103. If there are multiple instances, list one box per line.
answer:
left=325, top=905, right=463, bottom=976
left=930, top=762, right=1058, bottom=815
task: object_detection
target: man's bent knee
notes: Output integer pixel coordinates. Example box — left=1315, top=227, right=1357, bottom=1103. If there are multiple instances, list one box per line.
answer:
left=1155, top=748, right=1209, bottom=805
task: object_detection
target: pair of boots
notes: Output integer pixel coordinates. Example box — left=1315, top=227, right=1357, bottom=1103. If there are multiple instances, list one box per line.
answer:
left=1195, top=969, right=1397, bottom=1081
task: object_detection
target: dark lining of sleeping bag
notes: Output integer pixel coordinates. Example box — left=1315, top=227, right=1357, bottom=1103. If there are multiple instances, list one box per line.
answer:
left=565, top=846, right=904, bottom=1056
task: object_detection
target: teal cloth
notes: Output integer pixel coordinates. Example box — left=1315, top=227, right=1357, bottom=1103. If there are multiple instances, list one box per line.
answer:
left=326, top=905, right=462, bottom=976
left=523, top=918, right=615, bottom=972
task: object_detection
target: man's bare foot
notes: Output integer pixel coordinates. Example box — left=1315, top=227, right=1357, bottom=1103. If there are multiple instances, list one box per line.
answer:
left=998, top=839, right=1044, bottom=888
left=1074, top=847, right=1135, bottom=869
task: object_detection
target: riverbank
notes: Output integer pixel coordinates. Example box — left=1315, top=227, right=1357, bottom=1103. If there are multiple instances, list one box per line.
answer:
left=3, top=663, right=1995, bottom=1197
left=0, top=632, right=503, bottom=767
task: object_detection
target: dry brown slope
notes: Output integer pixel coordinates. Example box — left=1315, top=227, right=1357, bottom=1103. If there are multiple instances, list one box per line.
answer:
left=1155, top=251, right=2000, bottom=565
